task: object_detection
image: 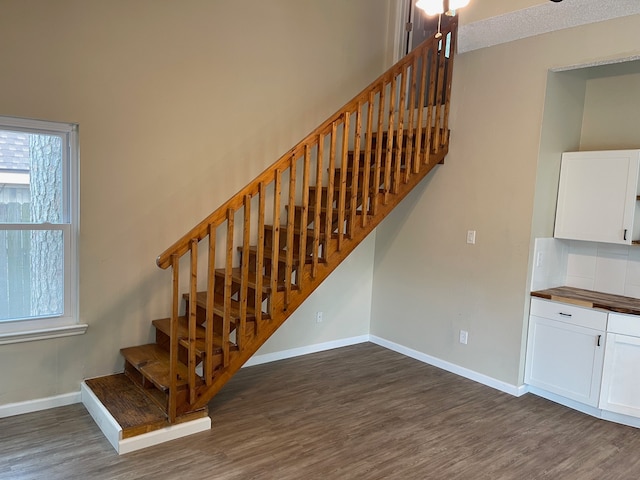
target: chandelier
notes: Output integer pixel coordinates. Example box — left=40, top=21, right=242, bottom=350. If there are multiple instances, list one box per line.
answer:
left=416, top=0, right=470, bottom=38
left=416, top=0, right=470, bottom=16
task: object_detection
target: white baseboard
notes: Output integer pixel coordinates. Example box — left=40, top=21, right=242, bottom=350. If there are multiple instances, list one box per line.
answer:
left=369, top=335, right=526, bottom=397
left=244, top=335, right=370, bottom=367
left=0, top=391, right=81, bottom=418
left=81, top=381, right=211, bottom=454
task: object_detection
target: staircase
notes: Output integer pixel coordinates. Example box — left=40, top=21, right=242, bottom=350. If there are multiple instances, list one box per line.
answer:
left=82, top=17, right=458, bottom=453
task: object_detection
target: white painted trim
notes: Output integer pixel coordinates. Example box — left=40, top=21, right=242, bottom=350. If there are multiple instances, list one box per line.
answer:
left=527, top=385, right=640, bottom=430
left=81, top=381, right=121, bottom=452
left=369, top=335, right=526, bottom=397
left=526, top=385, right=602, bottom=418
left=118, top=417, right=211, bottom=455
left=0, top=323, right=88, bottom=345
left=244, top=335, right=370, bottom=367
left=81, top=381, right=211, bottom=455
left=0, top=391, right=80, bottom=418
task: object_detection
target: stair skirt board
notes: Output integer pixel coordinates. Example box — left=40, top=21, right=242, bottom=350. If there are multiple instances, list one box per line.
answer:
left=81, top=381, right=211, bottom=455
left=243, top=335, right=370, bottom=367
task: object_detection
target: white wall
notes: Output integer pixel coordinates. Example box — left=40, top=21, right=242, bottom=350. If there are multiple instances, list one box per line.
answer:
left=0, top=0, right=396, bottom=406
left=370, top=14, right=640, bottom=387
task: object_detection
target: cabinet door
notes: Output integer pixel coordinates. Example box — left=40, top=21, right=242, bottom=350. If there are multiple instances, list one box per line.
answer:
left=554, top=150, right=640, bottom=244
left=525, top=315, right=605, bottom=406
left=599, top=333, right=640, bottom=416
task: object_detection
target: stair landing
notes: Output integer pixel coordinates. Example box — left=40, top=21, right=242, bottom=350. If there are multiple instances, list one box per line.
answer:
left=82, top=373, right=210, bottom=454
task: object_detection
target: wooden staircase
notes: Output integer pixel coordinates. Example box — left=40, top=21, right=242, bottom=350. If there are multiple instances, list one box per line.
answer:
left=83, top=17, right=458, bottom=452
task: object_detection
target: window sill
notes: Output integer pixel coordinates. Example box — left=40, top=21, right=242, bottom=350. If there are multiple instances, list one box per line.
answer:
left=0, top=324, right=88, bottom=345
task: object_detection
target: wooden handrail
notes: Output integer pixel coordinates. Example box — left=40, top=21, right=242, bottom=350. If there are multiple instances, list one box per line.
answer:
left=155, top=18, right=457, bottom=270
left=155, top=16, right=458, bottom=420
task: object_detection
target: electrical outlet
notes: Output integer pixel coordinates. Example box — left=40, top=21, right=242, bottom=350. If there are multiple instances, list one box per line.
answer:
left=459, top=330, right=468, bottom=345
left=316, top=311, right=323, bottom=323
left=466, top=230, right=476, bottom=244
left=536, top=251, right=544, bottom=267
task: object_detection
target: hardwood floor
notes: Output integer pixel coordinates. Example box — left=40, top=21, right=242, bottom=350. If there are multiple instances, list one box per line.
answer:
left=2, top=342, right=640, bottom=479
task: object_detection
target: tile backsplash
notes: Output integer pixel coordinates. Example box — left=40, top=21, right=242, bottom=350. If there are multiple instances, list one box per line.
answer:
left=532, top=238, right=640, bottom=299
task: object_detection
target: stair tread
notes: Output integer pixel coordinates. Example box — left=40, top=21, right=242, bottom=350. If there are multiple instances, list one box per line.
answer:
left=84, top=373, right=208, bottom=439
left=182, top=291, right=266, bottom=320
left=120, top=343, right=192, bottom=392
left=240, top=245, right=307, bottom=266
left=214, top=267, right=273, bottom=294
left=84, top=373, right=170, bottom=437
left=152, top=317, right=226, bottom=356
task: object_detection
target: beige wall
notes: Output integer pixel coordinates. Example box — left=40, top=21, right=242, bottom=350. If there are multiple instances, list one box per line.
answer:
left=0, top=0, right=395, bottom=405
left=581, top=71, right=640, bottom=151
left=370, top=14, right=640, bottom=386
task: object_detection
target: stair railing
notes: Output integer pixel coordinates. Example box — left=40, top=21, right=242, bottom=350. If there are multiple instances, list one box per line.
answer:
left=156, top=17, right=457, bottom=422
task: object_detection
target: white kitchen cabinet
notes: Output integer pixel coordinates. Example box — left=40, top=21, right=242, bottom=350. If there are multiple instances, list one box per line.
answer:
left=554, top=149, right=640, bottom=244
left=599, top=312, right=640, bottom=417
left=525, top=298, right=607, bottom=407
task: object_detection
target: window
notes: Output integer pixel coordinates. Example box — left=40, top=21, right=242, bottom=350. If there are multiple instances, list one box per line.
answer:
left=0, top=116, right=85, bottom=343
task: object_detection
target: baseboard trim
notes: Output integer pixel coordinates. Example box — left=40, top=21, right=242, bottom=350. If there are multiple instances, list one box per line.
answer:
left=369, top=335, right=526, bottom=397
left=244, top=334, right=370, bottom=367
left=81, top=381, right=211, bottom=455
left=0, top=391, right=81, bottom=418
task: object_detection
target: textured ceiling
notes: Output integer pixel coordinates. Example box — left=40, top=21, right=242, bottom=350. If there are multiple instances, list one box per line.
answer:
left=458, top=0, right=640, bottom=53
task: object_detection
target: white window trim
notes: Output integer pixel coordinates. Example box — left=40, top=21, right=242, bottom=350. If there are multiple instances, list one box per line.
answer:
left=0, top=115, right=86, bottom=344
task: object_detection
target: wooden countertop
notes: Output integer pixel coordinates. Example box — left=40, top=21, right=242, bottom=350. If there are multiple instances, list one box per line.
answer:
left=531, top=286, right=640, bottom=316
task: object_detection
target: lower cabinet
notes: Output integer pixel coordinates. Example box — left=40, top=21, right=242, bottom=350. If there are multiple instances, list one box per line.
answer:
left=599, top=313, right=640, bottom=416
left=525, top=298, right=606, bottom=407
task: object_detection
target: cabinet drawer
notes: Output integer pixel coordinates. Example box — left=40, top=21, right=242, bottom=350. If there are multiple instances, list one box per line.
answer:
left=530, top=298, right=607, bottom=330
left=608, top=312, right=640, bottom=336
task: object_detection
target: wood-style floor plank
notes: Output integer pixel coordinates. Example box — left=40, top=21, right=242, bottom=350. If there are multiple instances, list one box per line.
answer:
left=2, top=343, right=640, bottom=479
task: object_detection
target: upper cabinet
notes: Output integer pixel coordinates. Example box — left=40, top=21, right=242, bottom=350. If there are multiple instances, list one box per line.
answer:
left=554, top=150, right=640, bottom=245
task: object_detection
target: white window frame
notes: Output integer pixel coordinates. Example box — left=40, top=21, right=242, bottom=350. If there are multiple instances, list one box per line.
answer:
left=0, top=115, right=86, bottom=344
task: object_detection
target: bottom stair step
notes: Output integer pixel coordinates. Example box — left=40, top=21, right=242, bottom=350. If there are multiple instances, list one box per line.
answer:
left=84, top=373, right=172, bottom=439
left=82, top=373, right=210, bottom=454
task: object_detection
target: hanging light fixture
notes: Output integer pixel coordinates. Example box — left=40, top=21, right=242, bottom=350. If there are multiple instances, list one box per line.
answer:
left=416, top=0, right=470, bottom=17
left=416, top=0, right=470, bottom=38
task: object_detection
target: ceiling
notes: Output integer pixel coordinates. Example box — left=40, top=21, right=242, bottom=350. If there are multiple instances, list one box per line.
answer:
left=458, top=0, right=640, bottom=53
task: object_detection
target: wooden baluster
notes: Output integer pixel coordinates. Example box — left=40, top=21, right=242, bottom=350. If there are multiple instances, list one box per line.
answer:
left=205, top=223, right=216, bottom=385
left=168, top=254, right=179, bottom=423
left=433, top=35, right=447, bottom=154
left=350, top=104, right=362, bottom=236
left=372, top=86, right=385, bottom=216
left=337, top=114, right=350, bottom=248
left=312, top=135, right=323, bottom=278
left=361, top=91, right=374, bottom=227
left=285, top=157, right=296, bottom=309
left=405, top=57, right=417, bottom=179
left=188, top=239, right=198, bottom=404
left=238, top=195, right=251, bottom=351
left=298, top=145, right=311, bottom=285
left=394, top=66, right=408, bottom=193
left=270, top=170, right=281, bottom=314
left=325, top=123, right=337, bottom=253
left=442, top=30, right=456, bottom=147
left=425, top=44, right=439, bottom=162
left=222, top=209, right=234, bottom=367
left=255, top=182, right=265, bottom=330
left=383, top=75, right=397, bottom=204
left=414, top=46, right=429, bottom=172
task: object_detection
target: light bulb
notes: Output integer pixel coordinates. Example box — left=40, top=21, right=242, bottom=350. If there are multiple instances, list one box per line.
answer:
left=416, top=0, right=444, bottom=16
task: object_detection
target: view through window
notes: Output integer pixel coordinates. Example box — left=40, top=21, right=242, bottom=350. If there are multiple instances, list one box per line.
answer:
left=0, top=117, right=78, bottom=328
